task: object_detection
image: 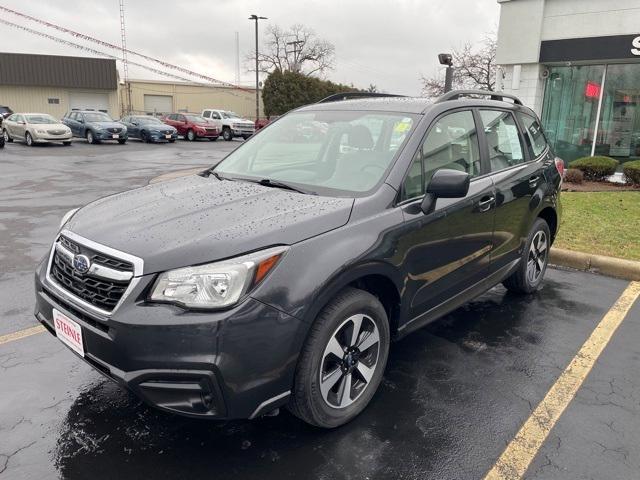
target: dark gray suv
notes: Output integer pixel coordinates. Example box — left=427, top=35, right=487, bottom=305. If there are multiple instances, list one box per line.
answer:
left=35, top=90, right=562, bottom=428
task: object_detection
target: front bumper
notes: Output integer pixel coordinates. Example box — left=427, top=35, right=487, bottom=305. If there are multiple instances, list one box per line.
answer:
left=94, top=131, right=128, bottom=141
left=232, top=128, right=254, bottom=137
left=33, top=132, right=72, bottom=142
left=196, top=129, right=219, bottom=138
left=150, top=132, right=178, bottom=142
left=34, top=255, right=301, bottom=419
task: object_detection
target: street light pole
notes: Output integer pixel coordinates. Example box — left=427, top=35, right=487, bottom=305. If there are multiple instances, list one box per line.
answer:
left=249, top=14, right=267, bottom=123
left=438, top=53, right=454, bottom=93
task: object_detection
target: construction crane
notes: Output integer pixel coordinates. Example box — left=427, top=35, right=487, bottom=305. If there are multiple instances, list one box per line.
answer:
left=119, top=0, right=132, bottom=114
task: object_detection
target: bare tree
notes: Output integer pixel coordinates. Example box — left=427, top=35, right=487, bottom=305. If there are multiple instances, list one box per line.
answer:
left=248, top=24, right=335, bottom=77
left=366, top=84, right=378, bottom=93
left=420, top=35, right=497, bottom=98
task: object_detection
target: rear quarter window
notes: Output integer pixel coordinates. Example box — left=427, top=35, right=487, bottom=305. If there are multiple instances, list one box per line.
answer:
left=518, top=112, right=549, bottom=158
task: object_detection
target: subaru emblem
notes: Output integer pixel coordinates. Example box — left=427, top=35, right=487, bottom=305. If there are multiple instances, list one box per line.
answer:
left=73, top=254, right=91, bottom=274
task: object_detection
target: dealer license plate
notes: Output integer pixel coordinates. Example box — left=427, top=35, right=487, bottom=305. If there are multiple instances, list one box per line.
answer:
left=53, top=308, right=84, bottom=357
left=112, top=134, right=119, bottom=139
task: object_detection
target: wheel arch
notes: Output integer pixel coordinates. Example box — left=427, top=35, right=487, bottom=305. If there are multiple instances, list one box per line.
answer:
left=537, top=206, right=558, bottom=244
left=304, top=262, right=403, bottom=337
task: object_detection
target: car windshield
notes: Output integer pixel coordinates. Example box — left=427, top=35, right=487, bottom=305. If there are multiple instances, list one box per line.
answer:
left=25, top=114, right=58, bottom=124
left=84, top=112, right=113, bottom=122
left=215, top=110, right=416, bottom=195
left=222, top=111, right=240, bottom=119
left=185, top=115, right=207, bottom=123
left=135, top=117, right=163, bottom=124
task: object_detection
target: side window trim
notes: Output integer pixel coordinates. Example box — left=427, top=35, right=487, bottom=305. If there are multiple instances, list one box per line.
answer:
left=515, top=111, right=550, bottom=160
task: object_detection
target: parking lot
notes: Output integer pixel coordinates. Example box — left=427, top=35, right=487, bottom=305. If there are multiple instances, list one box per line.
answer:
left=1, top=139, right=639, bottom=480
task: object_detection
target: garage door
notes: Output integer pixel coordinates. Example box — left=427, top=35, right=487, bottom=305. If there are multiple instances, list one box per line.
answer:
left=69, top=92, right=110, bottom=113
left=144, top=95, right=173, bottom=115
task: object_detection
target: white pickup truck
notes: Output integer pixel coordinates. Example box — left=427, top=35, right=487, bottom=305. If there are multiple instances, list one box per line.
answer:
left=201, top=109, right=255, bottom=141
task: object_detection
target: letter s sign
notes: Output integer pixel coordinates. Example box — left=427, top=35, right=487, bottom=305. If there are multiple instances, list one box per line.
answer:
left=631, top=36, right=640, bottom=56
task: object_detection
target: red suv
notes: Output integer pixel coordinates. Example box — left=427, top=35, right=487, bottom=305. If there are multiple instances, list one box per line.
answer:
left=163, top=113, right=220, bottom=141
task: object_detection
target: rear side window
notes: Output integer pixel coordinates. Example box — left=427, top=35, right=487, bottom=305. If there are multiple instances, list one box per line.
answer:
left=518, top=112, right=548, bottom=158
left=402, top=110, right=481, bottom=201
left=202, top=111, right=211, bottom=118
left=480, top=110, right=525, bottom=171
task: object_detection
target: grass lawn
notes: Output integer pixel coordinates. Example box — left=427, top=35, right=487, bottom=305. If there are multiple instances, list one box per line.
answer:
left=555, top=191, right=640, bottom=261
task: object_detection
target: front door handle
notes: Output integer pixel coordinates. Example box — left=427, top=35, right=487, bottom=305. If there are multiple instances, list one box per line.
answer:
left=478, top=196, right=495, bottom=212
left=529, top=175, right=540, bottom=187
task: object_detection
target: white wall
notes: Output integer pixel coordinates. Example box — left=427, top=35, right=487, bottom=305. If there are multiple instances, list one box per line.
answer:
left=496, top=0, right=545, bottom=65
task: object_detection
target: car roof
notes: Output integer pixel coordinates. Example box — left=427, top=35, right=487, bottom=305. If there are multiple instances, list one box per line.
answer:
left=298, top=97, right=432, bottom=114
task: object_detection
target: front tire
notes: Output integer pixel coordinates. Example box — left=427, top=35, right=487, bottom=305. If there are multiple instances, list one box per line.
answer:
left=26, top=132, right=34, bottom=146
left=86, top=130, right=98, bottom=144
left=186, top=129, right=196, bottom=141
left=63, top=141, right=72, bottom=146
left=118, top=139, right=127, bottom=144
left=222, top=128, right=233, bottom=141
left=288, top=287, right=390, bottom=428
left=3, top=129, right=12, bottom=143
left=503, top=218, right=551, bottom=294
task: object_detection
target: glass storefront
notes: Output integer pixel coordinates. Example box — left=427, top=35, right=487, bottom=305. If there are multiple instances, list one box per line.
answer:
left=542, top=63, right=640, bottom=166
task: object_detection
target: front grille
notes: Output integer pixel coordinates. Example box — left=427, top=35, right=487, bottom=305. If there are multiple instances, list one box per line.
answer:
left=49, top=235, right=133, bottom=312
left=47, top=129, right=67, bottom=135
left=162, top=130, right=173, bottom=135
left=107, top=128, right=122, bottom=133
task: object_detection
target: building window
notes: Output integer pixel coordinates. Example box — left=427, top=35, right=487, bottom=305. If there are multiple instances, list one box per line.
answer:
left=48, top=98, right=60, bottom=104
left=541, top=65, right=605, bottom=163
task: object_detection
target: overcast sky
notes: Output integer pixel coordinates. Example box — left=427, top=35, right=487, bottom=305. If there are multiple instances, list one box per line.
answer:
left=0, top=0, right=500, bottom=96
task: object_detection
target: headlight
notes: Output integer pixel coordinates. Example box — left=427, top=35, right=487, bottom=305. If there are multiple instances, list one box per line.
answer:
left=149, top=246, right=287, bottom=309
left=121, top=126, right=127, bottom=133
left=59, top=208, right=79, bottom=228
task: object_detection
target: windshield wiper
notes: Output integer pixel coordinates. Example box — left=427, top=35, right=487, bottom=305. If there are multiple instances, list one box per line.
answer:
left=209, top=170, right=233, bottom=181
left=251, top=178, right=315, bottom=195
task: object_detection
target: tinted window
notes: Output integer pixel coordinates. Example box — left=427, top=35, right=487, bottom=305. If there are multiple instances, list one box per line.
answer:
left=7, top=114, right=16, bottom=122
left=480, top=110, right=525, bottom=171
left=202, top=111, right=211, bottom=118
left=402, top=110, right=480, bottom=200
left=518, top=112, right=548, bottom=158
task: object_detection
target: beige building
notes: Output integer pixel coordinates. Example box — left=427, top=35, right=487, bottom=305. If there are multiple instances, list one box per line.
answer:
left=123, top=79, right=263, bottom=119
left=0, top=52, right=119, bottom=118
left=0, top=52, right=262, bottom=120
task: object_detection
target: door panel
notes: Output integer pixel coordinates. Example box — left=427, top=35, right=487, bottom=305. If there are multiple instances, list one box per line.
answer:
left=401, top=177, right=495, bottom=320
left=397, top=109, right=496, bottom=324
left=479, top=109, right=542, bottom=273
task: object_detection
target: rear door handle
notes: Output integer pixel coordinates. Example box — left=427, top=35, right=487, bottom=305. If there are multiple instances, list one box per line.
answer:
left=529, top=175, right=540, bottom=187
left=478, top=196, right=495, bottom=212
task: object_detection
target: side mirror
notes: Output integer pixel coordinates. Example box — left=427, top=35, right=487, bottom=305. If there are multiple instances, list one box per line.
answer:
left=420, top=169, right=470, bottom=215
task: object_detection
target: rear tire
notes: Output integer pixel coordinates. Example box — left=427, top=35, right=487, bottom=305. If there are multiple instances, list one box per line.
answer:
left=503, top=218, right=551, bottom=294
left=3, top=129, right=12, bottom=143
left=288, top=287, right=390, bottom=428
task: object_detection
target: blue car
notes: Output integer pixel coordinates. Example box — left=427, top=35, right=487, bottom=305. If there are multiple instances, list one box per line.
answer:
left=62, top=111, right=128, bottom=144
left=120, top=115, right=178, bottom=143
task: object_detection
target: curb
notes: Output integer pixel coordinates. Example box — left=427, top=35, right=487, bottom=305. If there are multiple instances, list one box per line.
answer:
left=550, top=247, right=640, bottom=281
left=149, top=167, right=204, bottom=185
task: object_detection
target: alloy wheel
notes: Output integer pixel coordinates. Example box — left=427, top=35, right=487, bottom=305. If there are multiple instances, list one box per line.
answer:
left=26, top=133, right=33, bottom=146
left=3, top=130, right=9, bottom=142
left=527, top=230, right=547, bottom=284
left=319, top=314, right=380, bottom=409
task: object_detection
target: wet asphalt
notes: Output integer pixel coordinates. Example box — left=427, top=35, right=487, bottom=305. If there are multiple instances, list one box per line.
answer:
left=1, top=139, right=639, bottom=479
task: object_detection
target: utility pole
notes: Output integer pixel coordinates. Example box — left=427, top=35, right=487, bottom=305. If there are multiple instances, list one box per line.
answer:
left=286, top=40, right=304, bottom=73
left=119, top=0, right=131, bottom=113
left=249, top=14, right=267, bottom=122
left=234, top=31, right=240, bottom=85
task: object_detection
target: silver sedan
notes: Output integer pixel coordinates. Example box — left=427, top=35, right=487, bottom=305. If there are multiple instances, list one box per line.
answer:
left=3, top=113, right=73, bottom=146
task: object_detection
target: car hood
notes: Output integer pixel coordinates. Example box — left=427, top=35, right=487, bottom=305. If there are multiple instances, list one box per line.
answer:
left=65, top=174, right=354, bottom=274
left=30, top=123, right=69, bottom=130
left=89, top=121, right=125, bottom=129
left=143, top=123, right=176, bottom=131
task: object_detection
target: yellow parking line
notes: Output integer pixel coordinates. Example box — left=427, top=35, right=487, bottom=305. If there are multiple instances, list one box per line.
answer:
left=0, top=325, right=46, bottom=346
left=484, top=281, right=640, bottom=480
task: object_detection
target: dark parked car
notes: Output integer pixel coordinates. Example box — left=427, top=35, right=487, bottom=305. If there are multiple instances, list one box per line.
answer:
left=62, top=111, right=128, bottom=144
left=120, top=115, right=177, bottom=143
left=35, top=90, right=562, bottom=428
left=0, top=105, right=13, bottom=119
left=162, top=113, right=219, bottom=141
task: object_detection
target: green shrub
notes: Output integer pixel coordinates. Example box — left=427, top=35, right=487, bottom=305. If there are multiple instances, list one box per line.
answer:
left=623, top=160, right=640, bottom=186
left=564, top=168, right=584, bottom=184
left=568, top=156, right=619, bottom=181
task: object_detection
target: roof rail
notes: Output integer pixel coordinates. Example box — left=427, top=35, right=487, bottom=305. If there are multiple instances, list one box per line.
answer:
left=317, top=92, right=406, bottom=104
left=435, top=90, right=523, bottom=106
